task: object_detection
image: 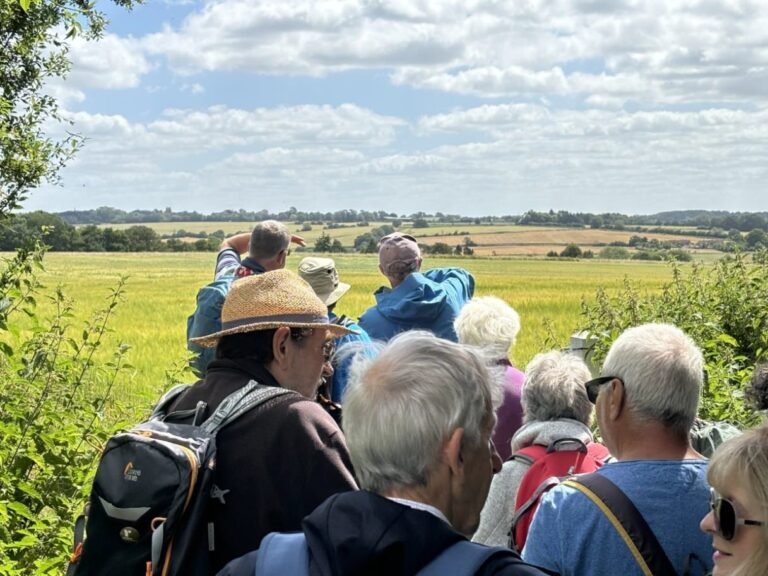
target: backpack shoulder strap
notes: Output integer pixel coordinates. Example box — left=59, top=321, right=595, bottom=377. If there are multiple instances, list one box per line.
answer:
left=150, top=384, right=191, bottom=419
left=416, top=540, right=509, bottom=575
left=255, top=532, right=309, bottom=576
left=202, top=380, right=294, bottom=435
left=563, top=473, right=677, bottom=576
left=510, top=443, right=547, bottom=466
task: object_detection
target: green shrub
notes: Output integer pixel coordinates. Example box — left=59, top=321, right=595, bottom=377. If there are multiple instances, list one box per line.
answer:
left=581, top=254, right=768, bottom=427
left=599, top=246, right=630, bottom=260
left=0, top=243, right=136, bottom=574
left=560, top=244, right=582, bottom=258
left=631, top=250, right=663, bottom=261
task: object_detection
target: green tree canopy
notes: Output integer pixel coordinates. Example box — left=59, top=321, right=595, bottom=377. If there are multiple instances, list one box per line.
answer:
left=1, top=0, right=140, bottom=217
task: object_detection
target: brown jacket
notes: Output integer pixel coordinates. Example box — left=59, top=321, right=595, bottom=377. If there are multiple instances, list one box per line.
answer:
left=169, top=357, right=357, bottom=573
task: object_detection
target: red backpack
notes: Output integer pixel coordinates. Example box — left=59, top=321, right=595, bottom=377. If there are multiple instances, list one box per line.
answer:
left=509, top=437, right=610, bottom=551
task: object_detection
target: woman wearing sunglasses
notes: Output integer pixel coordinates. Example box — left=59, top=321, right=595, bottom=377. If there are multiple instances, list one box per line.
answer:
left=700, top=424, right=768, bottom=576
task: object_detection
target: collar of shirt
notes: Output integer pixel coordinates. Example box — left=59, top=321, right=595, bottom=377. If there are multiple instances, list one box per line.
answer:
left=386, top=497, right=450, bottom=526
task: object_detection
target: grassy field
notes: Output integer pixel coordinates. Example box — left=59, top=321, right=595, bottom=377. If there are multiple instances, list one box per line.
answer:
left=24, top=252, right=683, bottom=406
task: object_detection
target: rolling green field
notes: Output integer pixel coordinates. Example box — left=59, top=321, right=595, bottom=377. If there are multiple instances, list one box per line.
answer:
left=25, top=252, right=682, bottom=407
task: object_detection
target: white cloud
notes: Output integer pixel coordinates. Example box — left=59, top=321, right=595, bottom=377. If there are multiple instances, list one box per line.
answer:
left=29, top=99, right=768, bottom=215
left=29, top=0, right=768, bottom=215
left=181, top=83, right=205, bottom=94
left=68, top=34, right=152, bottom=90
left=138, top=0, right=768, bottom=105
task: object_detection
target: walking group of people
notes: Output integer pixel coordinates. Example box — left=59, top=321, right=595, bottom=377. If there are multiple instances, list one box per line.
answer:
left=76, top=219, right=768, bottom=576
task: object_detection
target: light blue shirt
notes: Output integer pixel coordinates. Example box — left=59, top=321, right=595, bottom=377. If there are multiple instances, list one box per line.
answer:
left=522, top=459, right=713, bottom=576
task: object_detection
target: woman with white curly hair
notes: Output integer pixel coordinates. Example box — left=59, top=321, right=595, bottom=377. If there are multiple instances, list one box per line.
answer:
left=472, top=350, right=605, bottom=548
left=454, top=295, right=524, bottom=461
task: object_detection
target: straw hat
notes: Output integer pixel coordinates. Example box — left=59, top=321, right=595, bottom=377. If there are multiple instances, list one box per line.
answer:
left=190, top=269, right=356, bottom=348
left=298, top=257, right=351, bottom=307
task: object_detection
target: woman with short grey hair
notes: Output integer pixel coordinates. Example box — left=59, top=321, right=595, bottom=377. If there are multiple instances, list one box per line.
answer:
left=473, top=350, right=607, bottom=547
left=454, top=296, right=525, bottom=461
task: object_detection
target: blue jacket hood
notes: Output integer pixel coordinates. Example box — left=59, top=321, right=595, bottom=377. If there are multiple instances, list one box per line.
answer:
left=359, top=267, right=474, bottom=342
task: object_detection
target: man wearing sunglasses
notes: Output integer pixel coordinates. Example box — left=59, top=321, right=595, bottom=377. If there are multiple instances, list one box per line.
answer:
left=523, top=323, right=713, bottom=576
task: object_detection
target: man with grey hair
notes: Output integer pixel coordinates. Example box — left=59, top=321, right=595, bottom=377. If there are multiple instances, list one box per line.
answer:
left=523, top=323, right=713, bottom=576
left=219, top=332, right=551, bottom=575
left=187, top=220, right=305, bottom=376
left=359, top=232, right=474, bottom=342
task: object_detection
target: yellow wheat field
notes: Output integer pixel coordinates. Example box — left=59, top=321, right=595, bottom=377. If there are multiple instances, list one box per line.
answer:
left=20, top=252, right=683, bottom=408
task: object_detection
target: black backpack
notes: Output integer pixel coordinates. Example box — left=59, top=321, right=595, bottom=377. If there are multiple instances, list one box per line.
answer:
left=67, top=381, right=292, bottom=576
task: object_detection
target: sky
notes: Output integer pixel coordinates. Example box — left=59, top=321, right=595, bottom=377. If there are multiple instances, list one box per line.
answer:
left=28, top=0, right=768, bottom=216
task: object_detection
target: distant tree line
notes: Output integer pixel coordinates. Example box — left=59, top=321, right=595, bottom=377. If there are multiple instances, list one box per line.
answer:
left=58, top=206, right=403, bottom=226
left=56, top=206, right=522, bottom=226
left=519, top=209, right=768, bottom=233
left=0, top=212, right=221, bottom=252
left=54, top=206, right=768, bottom=235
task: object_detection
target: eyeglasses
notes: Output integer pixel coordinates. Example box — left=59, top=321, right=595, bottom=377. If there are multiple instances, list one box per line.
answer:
left=710, top=488, right=765, bottom=541
left=584, top=376, right=619, bottom=404
left=322, top=340, right=336, bottom=363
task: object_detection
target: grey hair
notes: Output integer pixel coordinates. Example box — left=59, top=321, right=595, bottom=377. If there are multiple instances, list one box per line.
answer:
left=454, top=296, right=521, bottom=358
left=522, top=350, right=593, bottom=424
left=248, top=220, right=290, bottom=260
left=341, top=331, right=501, bottom=494
left=602, top=323, right=703, bottom=439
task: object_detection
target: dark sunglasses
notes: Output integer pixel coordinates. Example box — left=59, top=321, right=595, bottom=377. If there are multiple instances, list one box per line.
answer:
left=584, top=376, right=619, bottom=404
left=710, top=488, right=765, bottom=541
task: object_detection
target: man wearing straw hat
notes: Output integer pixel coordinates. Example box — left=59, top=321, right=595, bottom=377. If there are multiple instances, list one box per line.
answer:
left=175, top=269, right=358, bottom=573
left=298, top=256, right=372, bottom=404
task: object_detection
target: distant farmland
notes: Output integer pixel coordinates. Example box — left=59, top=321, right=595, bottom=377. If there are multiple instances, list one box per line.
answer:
left=96, top=221, right=719, bottom=258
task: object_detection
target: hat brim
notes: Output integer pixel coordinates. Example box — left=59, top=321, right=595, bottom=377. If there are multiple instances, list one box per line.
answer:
left=189, top=320, right=357, bottom=349
left=316, top=282, right=351, bottom=307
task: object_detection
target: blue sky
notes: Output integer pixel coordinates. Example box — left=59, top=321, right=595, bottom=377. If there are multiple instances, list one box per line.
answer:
left=30, top=0, right=768, bottom=216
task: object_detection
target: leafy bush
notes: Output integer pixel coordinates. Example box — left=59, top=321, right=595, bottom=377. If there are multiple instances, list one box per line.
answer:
left=560, top=244, right=582, bottom=258
left=630, top=250, right=662, bottom=261
left=599, top=246, right=630, bottom=260
left=581, top=254, right=768, bottom=427
left=0, top=242, right=136, bottom=574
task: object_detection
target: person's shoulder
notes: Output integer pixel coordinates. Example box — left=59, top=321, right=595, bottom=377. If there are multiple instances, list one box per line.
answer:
left=479, top=548, right=556, bottom=575
left=280, top=395, right=342, bottom=432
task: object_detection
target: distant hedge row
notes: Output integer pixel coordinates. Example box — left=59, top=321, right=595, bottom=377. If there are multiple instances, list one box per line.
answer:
left=1, top=212, right=221, bottom=252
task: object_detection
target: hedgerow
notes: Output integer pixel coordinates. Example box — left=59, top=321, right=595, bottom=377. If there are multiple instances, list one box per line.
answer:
left=581, top=252, right=767, bottom=427
left=0, top=242, right=134, bottom=575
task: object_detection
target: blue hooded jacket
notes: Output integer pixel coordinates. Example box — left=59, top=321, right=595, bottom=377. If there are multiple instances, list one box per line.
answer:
left=358, top=267, right=474, bottom=342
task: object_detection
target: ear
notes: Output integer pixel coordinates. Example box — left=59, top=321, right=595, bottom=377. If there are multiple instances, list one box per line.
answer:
left=272, top=326, right=292, bottom=368
left=443, top=428, right=465, bottom=476
left=607, top=378, right=625, bottom=421
left=415, top=257, right=423, bottom=270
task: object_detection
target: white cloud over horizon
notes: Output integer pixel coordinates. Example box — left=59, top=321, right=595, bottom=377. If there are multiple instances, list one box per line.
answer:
left=27, top=0, right=768, bottom=214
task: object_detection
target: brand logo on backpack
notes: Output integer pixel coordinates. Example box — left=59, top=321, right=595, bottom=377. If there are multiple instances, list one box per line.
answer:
left=123, top=462, right=142, bottom=482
